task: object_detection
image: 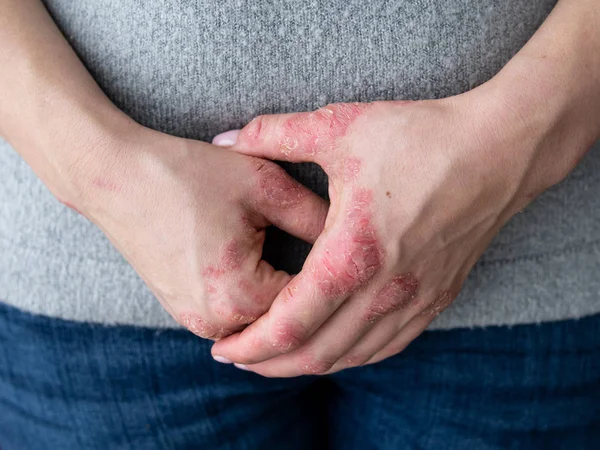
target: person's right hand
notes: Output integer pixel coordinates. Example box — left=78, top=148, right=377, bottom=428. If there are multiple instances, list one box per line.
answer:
left=63, top=123, right=328, bottom=340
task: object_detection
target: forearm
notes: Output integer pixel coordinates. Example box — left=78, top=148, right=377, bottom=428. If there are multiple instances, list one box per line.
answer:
left=0, top=0, right=130, bottom=203
left=477, top=0, right=600, bottom=194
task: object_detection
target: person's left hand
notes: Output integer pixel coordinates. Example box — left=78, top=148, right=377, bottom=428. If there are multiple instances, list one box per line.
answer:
left=210, top=84, right=580, bottom=377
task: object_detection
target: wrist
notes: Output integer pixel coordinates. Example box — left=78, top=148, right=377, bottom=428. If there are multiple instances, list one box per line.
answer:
left=489, top=54, right=600, bottom=148
left=455, top=0, right=600, bottom=203
left=15, top=95, right=141, bottom=212
left=462, top=55, right=599, bottom=200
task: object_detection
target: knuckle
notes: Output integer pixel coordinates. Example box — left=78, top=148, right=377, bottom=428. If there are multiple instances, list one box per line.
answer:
left=214, top=303, right=258, bottom=326
left=179, top=312, right=228, bottom=340
left=362, top=300, right=397, bottom=323
left=240, top=115, right=266, bottom=143
left=422, top=291, right=455, bottom=316
left=270, top=318, right=308, bottom=352
left=343, top=354, right=370, bottom=368
left=313, top=251, right=360, bottom=299
left=315, top=244, right=382, bottom=299
left=366, top=274, right=421, bottom=322
left=298, top=353, right=336, bottom=375
left=312, top=105, right=338, bottom=127
left=314, top=103, right=364, bottom=133
left=251, top=160, right=305, bottom=209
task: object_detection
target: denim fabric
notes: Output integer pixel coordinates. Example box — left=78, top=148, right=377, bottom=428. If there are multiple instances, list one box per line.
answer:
left=0, top=302, right=599, bottom=449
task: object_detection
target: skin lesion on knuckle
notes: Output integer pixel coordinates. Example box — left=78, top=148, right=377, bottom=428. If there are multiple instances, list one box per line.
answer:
left=201, top=239, right=247, bottom=283
left=270, top=319, right=308, bottom=352
left=362, top=302, right=394, bottom=323
left=297, top=353, right=336, bottom=375
left=364, top=273, right=420, bottom=321
left=280, top=102, right=369, bottom=158
left=251, top=159, right=307, bottom=209
left=208, top=280, right=264, bottom=328
left=179, top=312, right=229, bottom=340
left=214, top=304, right=258, bottom=327
left=315, top=189, right=384, bottom=298
left=315, top=103, right=367, bottom=135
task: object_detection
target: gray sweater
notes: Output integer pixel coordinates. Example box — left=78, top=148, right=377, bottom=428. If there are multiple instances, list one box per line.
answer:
left=1, top=0, right=599, bottom=330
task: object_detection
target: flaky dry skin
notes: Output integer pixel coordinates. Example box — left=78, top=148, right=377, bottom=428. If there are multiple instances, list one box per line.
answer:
left=212, top=100, right=485, bottom=374
left=71, top=128, right=329, bottom=341
left=213, top=20, right=600, bottom=376
left=3, top=0, right=599, bottom=379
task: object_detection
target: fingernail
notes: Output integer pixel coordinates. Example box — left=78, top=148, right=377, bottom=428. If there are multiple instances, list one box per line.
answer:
left=213, top=355, right=233, bottom=364
left=212, top=130, right=241, bottom=147
left=234, top=363, right=250, bottom=371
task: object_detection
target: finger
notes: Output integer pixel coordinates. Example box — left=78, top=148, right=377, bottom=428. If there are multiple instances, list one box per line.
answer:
left=325, top=302, right=422, bottom=373
left=364, top=312, right=433, bottom=366
left=211, top=214, right=384, bottom=365
left=212, top=103, right=367, bottom=166
left=248, top=158, right=329, bottom=244
left=355, top=289, right=454, bottom=366
left=212, top=184, right=385, bottom=365
left=180, top=265, right=292, bottom=342
left=215, top=273, right=420, bottom=377
left=327, top=286, right=449, bottom=371
left=179, top=232, right=292, bottom=341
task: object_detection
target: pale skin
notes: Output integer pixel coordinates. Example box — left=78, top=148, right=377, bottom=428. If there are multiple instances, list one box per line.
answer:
left=1, top=0, right=599, bottom=378
left=210, top=0, right=600, bottom=376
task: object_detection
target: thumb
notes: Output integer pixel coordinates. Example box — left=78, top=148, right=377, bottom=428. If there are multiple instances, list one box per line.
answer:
left=212, top=103, right=365, bottom=165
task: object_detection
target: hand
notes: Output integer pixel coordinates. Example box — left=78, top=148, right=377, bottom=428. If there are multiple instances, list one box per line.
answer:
left=0, top=0, right=327, bottom=341
left=211, top=85, right=582, bottom=376
left=67, top=123, right=328, bottom=340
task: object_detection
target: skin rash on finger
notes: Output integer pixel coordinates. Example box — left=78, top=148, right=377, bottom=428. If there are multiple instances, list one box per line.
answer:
left=251, top=159, right=308, bottom=209
left=178, top=239, right=262, bottom=336
left=281, top=103, right=367, bottom=158
left=312, top=189, right=384, bottom=297
left=242, top=102, right=369, bottom=160
left=365, top=274, right=420, bottom=322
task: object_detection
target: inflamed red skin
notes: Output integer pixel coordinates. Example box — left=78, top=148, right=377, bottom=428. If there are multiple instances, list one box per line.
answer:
left=62, top=128, right=328, bottom=342
left=210, top=91, right=569, bottom=377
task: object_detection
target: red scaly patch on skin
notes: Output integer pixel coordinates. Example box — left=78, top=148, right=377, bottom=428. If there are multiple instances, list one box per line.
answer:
left=214, top=303, right=258, bottom=325
left=238, top=279, right=272, bottom=308
left=278, top=103, right=368, bottom=159
left=206, top=284, right=217, bottom=294
left=343, top=157, right=362, bottom=182
left=202, top=266, right=225, bottom=279
left=365, top=274, right=420, bottom=322
left=201, top=241, right=268, bottom=324
left=179, top=312, right=226, bottom=339
left=202, top=239, right=247, bottom=280
left=314, top=189, right=383, bottom=297
left=238, top=279, right=253, bottom=292
left=221, top=240, right=245, bottom=270
left=251, top=159, right=307, bottom=209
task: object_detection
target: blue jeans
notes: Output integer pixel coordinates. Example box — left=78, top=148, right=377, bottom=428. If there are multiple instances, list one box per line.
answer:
left=1, top=302, right=599, bottom=450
